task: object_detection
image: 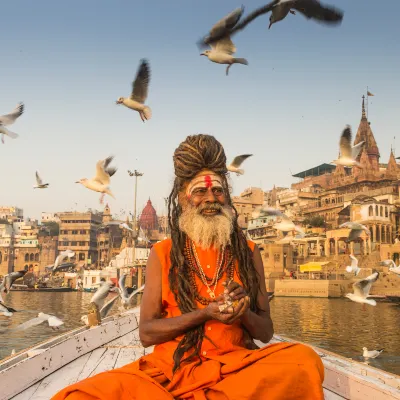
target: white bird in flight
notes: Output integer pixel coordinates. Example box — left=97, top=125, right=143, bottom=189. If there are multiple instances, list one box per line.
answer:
left=81, top=294, right=119, bottom=325
left=34, top=171, right=49, bottom=189
left=332, top=126, right=365, bottom=168
left=0, top=270, right=27, bottom=302
left=118, top=274, right=145, bottom=309
left=0, top=103, right=24, bottom=144
left=382, top=260, right=400, bottom=276
left=346, top=255, right=361, bottom=276
left=116, top=59, right=152, bottom=122
left=227, top=154, right=253, bottom=175
left=363, top=347, right=383, bottom=359
left=119, top=222, right=134, bottom=232
left=345, top=271, right=379, bottom=306
left=200, top=7, right=248, bottom=76
left=339, top=221, right=370, bottom=243
left=76, top=156, right=117, bottom=204
left=269, top=0, right=344, bottom=30
left=14, top=312, right=64, bottom=331
left=53, top=249, right=75, bottom=273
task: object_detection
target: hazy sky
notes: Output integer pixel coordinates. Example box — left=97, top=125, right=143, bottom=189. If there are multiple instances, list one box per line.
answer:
left=1, top=0, right=399, bottom=220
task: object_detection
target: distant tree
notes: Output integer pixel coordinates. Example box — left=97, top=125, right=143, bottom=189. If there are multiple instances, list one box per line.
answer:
left=303, top=215, right=325, bottom=228
left=40, top=221, right=60, bottom=236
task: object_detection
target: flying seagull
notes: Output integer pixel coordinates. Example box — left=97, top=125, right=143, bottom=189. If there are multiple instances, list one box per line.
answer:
left=119, top=222, right=134, bottom=232
left=227, top=154, right=253, bottom=175
left=53, top=249, right=75, bottom=273
left=118, top=274, right=145, bottom=309
left=90, top=281, right=115, bottom=311
left=14, top=312, right=64, bottom=331
left=116, top=59, right=152, bottom=122
left=345, top=271, right=379, bottom=306
left=34, top=171, right=49, bottom=189
left=363, top=347, right=383, bottom=359
left=269, top=0, right=343, bottom=29
left=332, top=126, right=365, bottom=168
left=339, top=221, right=370, bottom=243
left=200, top=7, right=248, bottom=76
left=0, top=103, right=24, bottom=144
left=81, top=294, right=120, bottom=326
left=76, top=156, right=117, bottom=204
left=346, top=255, right=361, bottom=276
left=0, top=270, right=27, bottom=302
left=0, top=302, right=16, bottom=317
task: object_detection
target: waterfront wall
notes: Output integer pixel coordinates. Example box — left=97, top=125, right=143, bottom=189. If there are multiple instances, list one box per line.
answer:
left=274, top=280, right=348, bottom=298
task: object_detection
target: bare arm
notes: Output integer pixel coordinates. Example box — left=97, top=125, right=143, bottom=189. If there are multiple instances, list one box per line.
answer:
left=240, top=245, right=274, bottom=343
left=139, top=248, right=210, bottom=347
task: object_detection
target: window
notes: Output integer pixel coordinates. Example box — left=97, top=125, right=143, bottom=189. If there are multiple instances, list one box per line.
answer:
left=80, top=230, right=86, bottom=234
left=72, top=230, right=78, bottom=235
left=79, top=241, right=85, bottom=246
left=35, top=253, right=39, bottom=262
left=385, top=207, right=389, bottom=218
left=24, top=253, right=29, bottom=262
left=274, top=253, right=280, bottom=262
left=369, top=206, right=373, bottom=217
left=91, top=277, right=96, bottom=284
left=380, top=206, right=383, bottom=217
left=30, top=253, right=34, bottom=261
left=71, top=241, right=77, bottom=246
left=62, top=241, right=69, bottom=246
left=79, top=253, right=85, bottom=261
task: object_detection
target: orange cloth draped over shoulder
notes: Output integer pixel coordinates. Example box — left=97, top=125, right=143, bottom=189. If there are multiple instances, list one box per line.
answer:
left=53, top=239, right=324, bottom=400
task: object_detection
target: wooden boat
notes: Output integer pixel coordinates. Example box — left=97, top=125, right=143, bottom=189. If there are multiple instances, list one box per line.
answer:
left=1, top=307, right=399, bottom=400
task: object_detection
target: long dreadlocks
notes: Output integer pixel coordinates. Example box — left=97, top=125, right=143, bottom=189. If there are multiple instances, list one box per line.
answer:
left=168, top=134, right=261, bottom=372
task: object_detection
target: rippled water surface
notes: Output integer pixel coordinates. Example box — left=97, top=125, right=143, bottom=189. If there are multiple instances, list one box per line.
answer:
left=1, top=293, right=399, bottom=375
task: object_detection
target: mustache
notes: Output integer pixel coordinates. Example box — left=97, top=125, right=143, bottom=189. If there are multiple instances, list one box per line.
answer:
left=197, top=203, right=223, bottom=212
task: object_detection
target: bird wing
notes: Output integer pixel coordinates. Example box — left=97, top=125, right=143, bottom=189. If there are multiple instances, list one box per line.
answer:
left=339, top=126, right=352, bottom=158
left=0, top=103, right=24, bottom=126
left=95, top=156, right=115, bottom=185
left=127, top=284, right=145, bottom=304
left=100, top=295, right=119, bottom=318
left=212, top=36, right=236, bottom=54
left=353, top=272, right=379, bottom=298
left=350, top=255, right=358, bottom=268
left=351, top=141, right=365, bottom=159
left=293, top=0, right=343, bottom=24
left=210, top=7, right=244, bottom=38
left=347, top=229, right=362, bottom=242
left=35, top=171, right=43, bottom=186
left=47, top=315, right=64, bottom=327
left=130, top=59, right=150, bottom=104
left=229, top=154, right=253, bottom=168
left=118, top=274, right=129, bottom=299
left=14, top=314, right=49, bottom=331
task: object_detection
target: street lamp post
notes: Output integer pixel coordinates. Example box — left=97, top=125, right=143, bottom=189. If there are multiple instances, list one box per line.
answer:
left=127, top=169, right=144, bottom=239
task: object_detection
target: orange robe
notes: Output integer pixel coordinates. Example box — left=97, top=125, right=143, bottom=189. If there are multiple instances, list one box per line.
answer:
left=53, top=239, right=324, bottom=400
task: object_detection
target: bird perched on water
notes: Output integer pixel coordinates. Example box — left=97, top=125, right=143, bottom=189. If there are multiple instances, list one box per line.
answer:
left=339, top=221, right=370, bottom=243
left=227, top=154, right=253, bottom=175
left=76, top=156, right=117, bottom=204
left=345, top=271, right=379, bottom=306
left=33, top=171, right=49, bottom=189
left=346, top=255, right=361, bottom=276
left=0, top=270, right=27, bottom=302
left=332, top=126, right=364, bottom=168
left=0, top=103, right=24, bottom=144
left=200, top=7, right=248, bottom=76
left=362, top=347, right=383, bottom=359
left=116, top=59, right=152, bottom=122
left=269, top=0, right=343, bottom=29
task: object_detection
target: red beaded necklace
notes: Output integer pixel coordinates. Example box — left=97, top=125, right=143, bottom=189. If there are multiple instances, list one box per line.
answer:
left=184, top=237, right=234, bottom=305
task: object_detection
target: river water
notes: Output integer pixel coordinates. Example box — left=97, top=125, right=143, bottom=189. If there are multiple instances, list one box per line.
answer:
left=1, top=293, right=399, bottom=375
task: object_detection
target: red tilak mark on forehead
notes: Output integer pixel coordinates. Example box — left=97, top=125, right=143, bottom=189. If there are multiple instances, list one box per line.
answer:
left=204, top=175, right=212, bottom=188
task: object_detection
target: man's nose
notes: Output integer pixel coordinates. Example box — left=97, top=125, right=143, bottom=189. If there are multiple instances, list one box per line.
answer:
left=204, top=188, right=216, bottom=202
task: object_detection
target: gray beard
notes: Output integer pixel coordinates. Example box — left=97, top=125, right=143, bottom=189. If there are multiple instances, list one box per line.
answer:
left=178, top=202, right=234, bottom=250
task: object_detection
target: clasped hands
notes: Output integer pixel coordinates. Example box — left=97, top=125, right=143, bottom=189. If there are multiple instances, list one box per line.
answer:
left=204, top=280, right=250, bottom=324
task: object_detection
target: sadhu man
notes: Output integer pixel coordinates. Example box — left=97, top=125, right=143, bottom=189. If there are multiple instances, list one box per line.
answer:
left=54, top=134, right=324, bottom=400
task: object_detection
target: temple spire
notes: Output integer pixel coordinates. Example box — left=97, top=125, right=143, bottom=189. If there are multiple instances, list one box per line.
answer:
left=361, top=95, right=367, bottom=120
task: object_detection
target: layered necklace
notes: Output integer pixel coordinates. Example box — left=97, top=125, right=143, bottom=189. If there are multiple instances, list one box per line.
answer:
left=184, top=237, right=234, bottom=305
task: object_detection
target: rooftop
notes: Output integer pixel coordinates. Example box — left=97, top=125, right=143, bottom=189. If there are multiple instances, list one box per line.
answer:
left=292, top=163, right=337, bottom=179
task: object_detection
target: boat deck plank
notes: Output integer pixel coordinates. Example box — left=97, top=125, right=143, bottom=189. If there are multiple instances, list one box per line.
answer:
left=3, top=309, right=399, bottom=400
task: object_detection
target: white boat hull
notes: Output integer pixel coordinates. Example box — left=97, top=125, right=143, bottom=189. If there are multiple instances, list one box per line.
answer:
left=1, top=307, right=399, bottom=400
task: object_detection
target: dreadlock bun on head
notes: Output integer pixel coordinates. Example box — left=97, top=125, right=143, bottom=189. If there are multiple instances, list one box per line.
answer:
left=173, top=134, right=228, bottom=180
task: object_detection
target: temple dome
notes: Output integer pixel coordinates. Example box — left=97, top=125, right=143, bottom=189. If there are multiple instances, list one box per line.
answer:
left=139, top=198, right=159, bottom=230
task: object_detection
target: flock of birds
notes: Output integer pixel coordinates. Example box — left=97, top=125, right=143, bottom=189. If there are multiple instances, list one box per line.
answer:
left=1, top=0, right=345, bottom=204
left=0, top=0, right=391, bottom=363
left=0, top=269, right=144, bottom=335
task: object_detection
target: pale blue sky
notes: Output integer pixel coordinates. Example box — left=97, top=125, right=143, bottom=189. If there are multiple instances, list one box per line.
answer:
left=1, top=0, right=399, bottom=220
